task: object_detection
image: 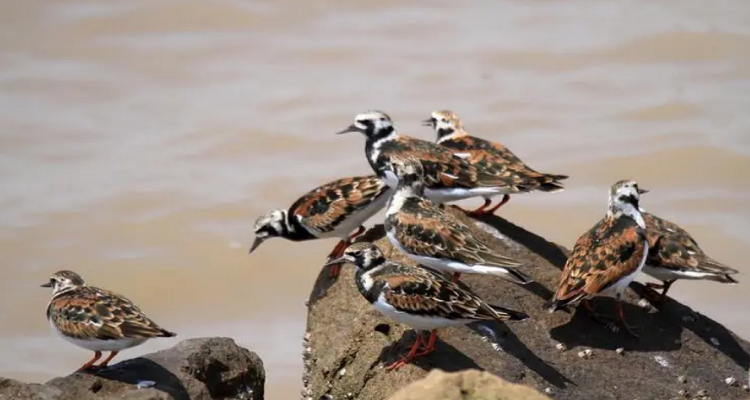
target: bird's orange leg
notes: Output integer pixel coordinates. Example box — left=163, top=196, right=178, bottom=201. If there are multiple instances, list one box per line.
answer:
left=617, top=301, right=639, bottom=338
left=416, top=330, right=438, bottom=356
left=98, top=351, right=120, bottom=368
left=326, top=226, right=367, bottom=278
left=469, top=198, right=492, bottom=216
left=386, top=332, right=424, bottom=372
left=76, top=351, right=102, bottom=372
left=484, top=194, right=510, bottom=214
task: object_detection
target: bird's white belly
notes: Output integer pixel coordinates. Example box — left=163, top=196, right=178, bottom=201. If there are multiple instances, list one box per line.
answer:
left=373, top=295, right=469, bottom=331
left=643, top=265, right=715, bottom=281
left=382, top=170, right=505, bottom=204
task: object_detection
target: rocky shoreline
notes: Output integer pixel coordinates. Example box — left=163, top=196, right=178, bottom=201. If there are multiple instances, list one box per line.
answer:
left=3, top=207, right=749, bottom=400
left=303, top=206, right=750, bottom=400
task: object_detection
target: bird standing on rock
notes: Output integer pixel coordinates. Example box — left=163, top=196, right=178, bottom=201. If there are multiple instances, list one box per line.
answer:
left=382, top=155, right=531, bottom=284
left=423, top=110, right=568, bottom=215
left=641, top=211, right=739, bottom=303
left=336, top=110, right=521, bottom=206
left=43, top=270, right=176, bottom=372
left=324, top=242, right=529, bottom=371
left=547, top=180, right=649, bottom=337
left=249, top=175, right=391, bottom=277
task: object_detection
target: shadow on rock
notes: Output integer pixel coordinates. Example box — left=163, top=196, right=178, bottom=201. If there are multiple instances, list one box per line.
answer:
left=469, top=321, right=573, bottom=389
left=631, top=283, right=750, bottom=370
left=372, top=330, right=483, bottom=373
left=468, top=210, right=569, bottom=270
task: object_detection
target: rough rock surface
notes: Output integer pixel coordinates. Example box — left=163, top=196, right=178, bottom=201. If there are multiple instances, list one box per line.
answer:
left=0, top=337, right=264, bottom=400
left=304, top=206, right=750, bottom=400
left=386, top=369, right=552, bottom=400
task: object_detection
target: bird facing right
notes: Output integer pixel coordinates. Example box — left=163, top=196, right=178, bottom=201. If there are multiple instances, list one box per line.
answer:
left=641, top=212, right=739, bottom=303
left=324, top=242, right=528, bottom=371
left=547, top=180, right=649, bottom=337
left=43, top=270, right=176, bottom=372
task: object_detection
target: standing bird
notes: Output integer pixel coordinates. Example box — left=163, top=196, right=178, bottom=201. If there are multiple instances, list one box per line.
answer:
left=324, top=242, right=528, bottom=371
left=336, top=110, right=522, bottom=206
left=641, top=212, right=738, bottom=303
left=249, top=175, right=391, bottom=277
left=42, top=270, right=176, bottom=372
left=423, top=110, right=568, bottom=215
left=547, top=180, right=649, bottom=337
left=383, top=156, right=530, bottom=284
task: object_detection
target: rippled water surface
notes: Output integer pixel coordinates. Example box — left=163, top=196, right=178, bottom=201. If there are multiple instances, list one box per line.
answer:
left=1, top=1, right=749, bottom=398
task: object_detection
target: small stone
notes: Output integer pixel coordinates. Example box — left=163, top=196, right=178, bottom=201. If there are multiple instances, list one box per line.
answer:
left=338, top=368, right=346, bottom=377
left=136, top=380, right=156, bottom=389
left=742, top=384, right=749, bottom=392
left=304, top=332, right=311, bottom=341
left=544, top=388, right=553, bottom=395
left=678, top=389, right=688, bottom=397
left=346, top=393, right=354, bottom=399
left=555, top=343, right=567, bottom=351
left=677, top=375, right=687, bottom=384
left=682, top=314, right=696, bottom=322
left=615, top=347, right=625, bottom=355
left=653, top=355, right=669, bottom=367
left=724, top=377, right=737, bottom=386
left=577, top=349, right=593, bottom=359
left=710, top=337, right=720, bottom=346
left=696, top=389, right=708, bottom=396
left=304, top=300, right=310, bottom=307
left=638, top=298, right=651, bottom=309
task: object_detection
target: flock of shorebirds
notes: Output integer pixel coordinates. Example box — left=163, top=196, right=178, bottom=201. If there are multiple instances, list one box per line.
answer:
left=41, top=110, right=737, bottom=374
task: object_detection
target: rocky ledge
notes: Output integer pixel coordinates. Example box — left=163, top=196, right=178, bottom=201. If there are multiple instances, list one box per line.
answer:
left=0, top=337, right=265, bottom=400
left=304, top=206, right=750, bottom=400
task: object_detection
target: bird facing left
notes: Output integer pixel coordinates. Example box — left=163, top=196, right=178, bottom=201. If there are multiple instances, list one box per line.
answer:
left=42, top=270, right=176, bottom=372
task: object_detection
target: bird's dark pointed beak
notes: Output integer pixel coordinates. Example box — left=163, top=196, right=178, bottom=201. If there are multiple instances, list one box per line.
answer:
left=40, top=282, right=52, bottom=288
left=322, top=256, right=348, bottom=269
left=638, top=188, right=649, bottom=195
left=421, top=118, right=434, bottom=127
left=336, top=124, right=362, bottom=135
left=248, top=238, right=264, bottom=254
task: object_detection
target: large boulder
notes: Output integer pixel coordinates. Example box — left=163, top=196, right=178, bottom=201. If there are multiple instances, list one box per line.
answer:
left=386, top=369, right=551, bottom=400
left=303, top=206, right=750, bottom=400
left=0, top=337, right=264, bottom=400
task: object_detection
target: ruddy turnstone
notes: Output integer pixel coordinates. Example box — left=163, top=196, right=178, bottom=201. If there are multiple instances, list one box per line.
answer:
left=547, top=180, right=649, bottom=337
left=323, top=242, right=528, bottom=371
left=423, top=110, right=568, bottom=215
left=383, top=156, right=530, bottom=284
left=336, top=110, right=521, bottom=205
left=640, top=212, right=738, bottom=303
left=249, top=175, right=391, bottom=277
left=42, top=270, right=176, bottom=372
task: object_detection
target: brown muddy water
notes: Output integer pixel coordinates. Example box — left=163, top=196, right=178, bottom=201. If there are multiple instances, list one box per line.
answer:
left=1, top=1, right=749, bottom=398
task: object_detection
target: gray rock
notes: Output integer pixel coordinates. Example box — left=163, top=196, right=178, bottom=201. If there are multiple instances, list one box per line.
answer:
left=304, top=208, right=750, bottom=400
left=0, top=338, right=264, bottom=400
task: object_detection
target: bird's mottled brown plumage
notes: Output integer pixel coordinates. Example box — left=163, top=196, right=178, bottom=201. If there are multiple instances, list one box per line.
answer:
left=551, top=215, right=647, bottom=307
left=47, top=277, right=175, bottom=341
left=428, top=110, right=568, bottom=192
left=290, top=175, right=390, bottom=233
left=386, top=196, right=522, bottom=268
left=376, top=266, right=525, bottom=321
left=643, top=212, right=738, bottom=281
left=378, top=135, right=520, bottom=191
